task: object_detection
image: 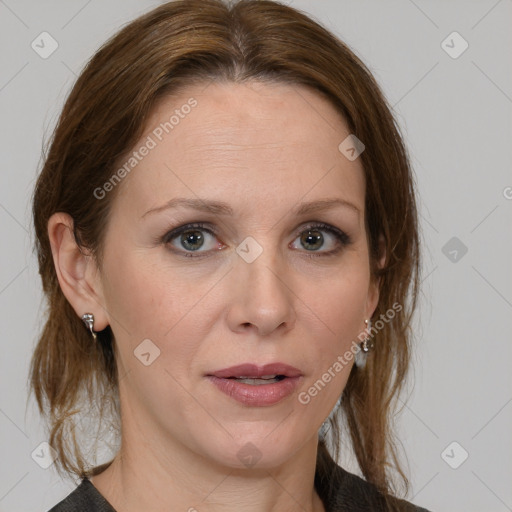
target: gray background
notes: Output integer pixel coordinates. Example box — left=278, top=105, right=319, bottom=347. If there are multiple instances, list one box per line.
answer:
left=1, top=1, right=511, bottom=511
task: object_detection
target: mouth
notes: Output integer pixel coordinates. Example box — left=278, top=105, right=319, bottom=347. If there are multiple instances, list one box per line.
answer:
left=207, top=362, right=302, bottom=380
left=206, top=363, right=303, bottom=406
left=224, top=375, right=287, bottom=385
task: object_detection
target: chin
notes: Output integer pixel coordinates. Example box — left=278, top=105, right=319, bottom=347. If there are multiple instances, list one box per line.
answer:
left=198, top=430, right=310, bottom=472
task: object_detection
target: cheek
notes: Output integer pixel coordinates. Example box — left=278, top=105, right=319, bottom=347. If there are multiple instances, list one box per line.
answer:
left=101, top=248, right=224, bottom=383
left=101, top=255, right=200, bottom=417
left=102, top=248, right=193, bottom=336
left=308, top=266, right=370, bottom=343
left=102, top=256, right=166, bottom=336
left=298, top=265, right=370, bottom=398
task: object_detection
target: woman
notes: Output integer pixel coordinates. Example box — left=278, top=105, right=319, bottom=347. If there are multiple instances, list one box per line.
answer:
left=30, top=0, right=429, bottom=510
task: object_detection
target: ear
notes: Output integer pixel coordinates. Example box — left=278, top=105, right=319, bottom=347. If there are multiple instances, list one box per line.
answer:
left=365, top=234, right=386, bottom=319
left=47, top=212, right=109, bottom=331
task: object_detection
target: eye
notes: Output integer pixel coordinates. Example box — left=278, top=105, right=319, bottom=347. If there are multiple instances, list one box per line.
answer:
left=163, top=223, right=224, bottom=257
left=161, top=221, right=350, bottom=259
left=290, top=223, right=350, bottom=256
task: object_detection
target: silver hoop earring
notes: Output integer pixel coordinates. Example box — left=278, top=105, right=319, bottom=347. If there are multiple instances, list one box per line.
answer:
left=81, top=313, right=97, bottom=341
left=354, top=319, right=374, bottom=369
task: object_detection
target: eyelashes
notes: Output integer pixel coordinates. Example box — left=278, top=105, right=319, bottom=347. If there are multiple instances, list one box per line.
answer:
left=161, top=223, right=223, bottom=257
left=159, top=221, right=352, bottom=259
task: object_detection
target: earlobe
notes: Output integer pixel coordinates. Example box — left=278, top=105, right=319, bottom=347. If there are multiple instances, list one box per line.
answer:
left=376, top=233, right=387, bottom=271
left=366, top=279, right=380, bottom=320
left=366, top=234, right=386, bottom=319
left=47, top=212, right=109, bottom=331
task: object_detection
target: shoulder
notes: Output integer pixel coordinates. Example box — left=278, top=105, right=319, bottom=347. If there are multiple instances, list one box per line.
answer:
left=47, top=478, right=116, bottom=512
left=316, top=461, right=432, bottom=512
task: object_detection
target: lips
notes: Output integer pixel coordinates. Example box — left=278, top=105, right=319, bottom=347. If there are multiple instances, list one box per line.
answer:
left=208, top=363, right=302, bottom=379
left=206, top=363, right=303, bottom=407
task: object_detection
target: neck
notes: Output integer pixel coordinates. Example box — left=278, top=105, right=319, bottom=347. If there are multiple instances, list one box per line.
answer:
left=91, top=419, right=325, bottom=512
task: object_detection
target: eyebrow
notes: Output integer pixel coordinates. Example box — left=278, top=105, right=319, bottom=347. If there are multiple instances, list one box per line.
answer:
left=141, top=197, right=360, bottom=219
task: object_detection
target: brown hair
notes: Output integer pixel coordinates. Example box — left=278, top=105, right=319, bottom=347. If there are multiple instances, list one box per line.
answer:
left=30, top=0, right=420, bottom=508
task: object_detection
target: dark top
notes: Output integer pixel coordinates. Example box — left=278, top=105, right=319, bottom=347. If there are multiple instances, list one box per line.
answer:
left=48, top=461, right=431, bottom=512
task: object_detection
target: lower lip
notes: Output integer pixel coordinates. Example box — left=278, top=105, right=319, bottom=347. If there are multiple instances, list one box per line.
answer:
left=207, top=376, right=301, bottom=406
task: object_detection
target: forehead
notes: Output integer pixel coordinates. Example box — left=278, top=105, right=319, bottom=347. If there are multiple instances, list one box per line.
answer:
left=111, top=80, right=365, bottom=220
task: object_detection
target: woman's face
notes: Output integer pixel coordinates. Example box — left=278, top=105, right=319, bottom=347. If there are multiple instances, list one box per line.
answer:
left=96, top=81, right=379, bottom=469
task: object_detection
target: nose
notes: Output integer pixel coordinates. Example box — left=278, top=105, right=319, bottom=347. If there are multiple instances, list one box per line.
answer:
left=226, top=244, right=296, bottom=337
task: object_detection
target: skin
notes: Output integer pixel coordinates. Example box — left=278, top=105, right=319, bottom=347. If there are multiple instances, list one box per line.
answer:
left=48, top=81, right=381, bottom=512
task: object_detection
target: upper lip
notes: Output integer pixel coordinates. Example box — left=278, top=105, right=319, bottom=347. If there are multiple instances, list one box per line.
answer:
left=207, top=363, right=302, bottom=379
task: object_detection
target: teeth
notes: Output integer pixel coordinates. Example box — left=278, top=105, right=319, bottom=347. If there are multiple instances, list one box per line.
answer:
left=234, top=377, right=280, bottom=385
left=234, top=375, right=277, bottom=379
